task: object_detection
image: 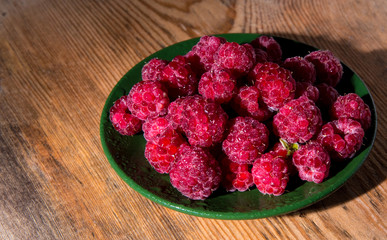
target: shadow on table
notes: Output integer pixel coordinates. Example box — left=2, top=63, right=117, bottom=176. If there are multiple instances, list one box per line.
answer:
left=272, top=33, right=386, bottom=215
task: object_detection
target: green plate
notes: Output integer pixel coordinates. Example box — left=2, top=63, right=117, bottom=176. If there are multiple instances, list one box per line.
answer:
left=100, top=34, right=377, bottom=219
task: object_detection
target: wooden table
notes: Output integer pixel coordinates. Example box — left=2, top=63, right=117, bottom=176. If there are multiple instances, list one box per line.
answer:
left=1, top=0, right=386, bottom=239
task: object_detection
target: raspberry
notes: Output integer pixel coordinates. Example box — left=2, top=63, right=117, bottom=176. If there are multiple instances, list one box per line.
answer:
left=254, top=48, right=268, bottom=63
left=273, top=96, right=322, bottom=143
left=109, top=95, right=143, bottom=136
left=127, top=80, right=169, bottom=120
left=305, top=50, right=343, bottom=87
left=220, top=156, right=253, bottom=192
left=142, top=116, right=174, bottom=141
left=185, top=35, right=226, bottom=72
left=283, top=56, right=316, bottom=84
left=222, top=117, right=269, bottom=164
left=271, top=139, right=299, bottom=176
left=252, top=152, right=289, bottom=196
left=141, top=58, right=169, bottom=81
left=231, top=86, right=273, bottom=122
left=169, top=144, right=221, bottom=200
left=214, top=42, right=256, bottom=77
left=145, top=130, right=186, bottom=174
left=315, top=83, right=339, bottom=109
left=331, top=93, right=371, bottom=130
left=316, top=118, right=365, bottom=160
left=161, top=55, right=198, bottom=99
left=180, top=95, right=228, bottom=147
left=292, top=141, right=331, bottom=183
left=198, top=68, right=237, bottom=104
left=251, top=35, right=282, bottom=63
left=295, top=82, right=319, bottom=102
left=166, top=97, right=185, bottom=130
left=249, top=62, right=296, bottom=111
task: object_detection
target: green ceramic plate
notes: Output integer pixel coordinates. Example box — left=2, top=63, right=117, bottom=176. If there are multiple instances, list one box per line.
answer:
left=100, top=34, right=377, bottom=219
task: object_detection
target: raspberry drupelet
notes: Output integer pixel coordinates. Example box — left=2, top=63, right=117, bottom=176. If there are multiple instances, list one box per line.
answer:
left=249, top=62, right=296, bottom=111
left=109, top=95, right=143, bottom=136
left=305, top=50, right=343, bottom=87
left=330, top=93, right=371, bottom=130
left=198, top=68, right=237, bottom=104
left=127, top=80, right=170, bottom=121
left=252, top=152, right=289, bottom=196
left=292, top=141, right=331, bottom=183
left=272, top=96, right=323, bottom=144
left=316, top=117, right=365, bottom=160
left=144, top=130, right=186, bottom=174
left=220, top=156, right=254, bottom=192
left=141, top=58, right=169, bottom=82
left=222, top=116, right=269, bottom=165
left=169, top=144, right=221, bottom=200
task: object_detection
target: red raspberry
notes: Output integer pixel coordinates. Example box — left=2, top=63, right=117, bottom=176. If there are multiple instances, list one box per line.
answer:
left=144, top=130, right=186, bottom=174
left=331, top=93, right=371, bottom=130
left=271, top=140, right=298, bottom=176
left=295, top=82, right=319, bottom=102
left=252, top=152, right=289, bottom=196
left=127, top=80, right=169, bottom=120
left=214, top=42, right=256, bottom=77
left=142, top=116, right=174, bottom=141
left=220, top=156, right=254, bottom=192
left=315, top=83, right=339, bottom=109
left=254, top=48, right=268, bottom=63
left=161, top=55, right=198, bottom=99
left=109, top=95, right=142, bottom=136
left=249, top=62, right=296, bottom=111
left=292, top=141, right=331, bottom=183
left=222, top=117, right=269, bottom=164
left=251, top=35, right=282, bottom=63
left=169, top=144, right=221, bottom=200
left=185, top=35, right=226, bottom=72
left=141, top=58, right=169, bottom=81
left=273, top=96, right=322, bottom=143
left=305, top=50, right=343, bottom=87
left=198, top=68, right=237, bottom=104
left=316, top=118, right=365, bottom=160
left=283, top=56, right=316, bottom=84
left=231, top=86, right=273, bottom=122
left=166, top=97, right=185, bottom=130
left=180, top=95, right=228, bottom=147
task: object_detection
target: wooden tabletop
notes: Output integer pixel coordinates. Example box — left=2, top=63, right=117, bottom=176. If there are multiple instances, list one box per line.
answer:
left=1, top=0, right=386, bottom=239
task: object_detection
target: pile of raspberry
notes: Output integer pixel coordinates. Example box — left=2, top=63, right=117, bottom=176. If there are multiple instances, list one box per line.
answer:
left=109, top=35, right=372, bottom=200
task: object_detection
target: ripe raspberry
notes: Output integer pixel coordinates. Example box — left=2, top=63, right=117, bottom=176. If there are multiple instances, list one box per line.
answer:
left=252, top=152, right=289, bottom=196
left=251, top=35, right=282, bottom=63
left=331, top=93, right=371, bottom=130
left=142, top=116, right=174, bottom=141
left=109, top=95, right=142, bottom=136
left=295, top=82, right=319, bottom=102
left=185, top=35, right=226, bottom=72
left=161, top=55, right=198, bottom=99
left=254, top=48, right=268, bottom=63
left=283, top=56, right=316, bottom=84
left=316, top=118, right=365, bottom=160
left=249, top=62, right=296, bottom=111
left=220, top=156, right=254, bottom=192
left=145, top=130, right=186, bottom=174
left=214, top=42, right=256, bottom=76
left=315, top=83, right=339, bottom=109
left=222, top=117, right=269, bottom=164
left=292, top=141, right=331, bottom=183
left=305, top=50, right=343, bottom=87
left=271, top=142, right=298, bottom=176
left=273, top=96, right=322, bottom=143
left=141, top=58, right=169, bottom=81
left=198, top=68, right=237, bottom=104
left=127, top=80, right=169, bottom=120
left=169, top=144, right=221, bottom=200
left=166, top=97, right=185, bottom=130
left=231, top=86, right=273, bottom=122
left=180, top=95, right=228, bottom=147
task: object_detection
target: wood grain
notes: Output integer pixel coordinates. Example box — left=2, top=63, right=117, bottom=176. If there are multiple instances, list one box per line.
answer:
left=0, top=0, right=386, bottom=239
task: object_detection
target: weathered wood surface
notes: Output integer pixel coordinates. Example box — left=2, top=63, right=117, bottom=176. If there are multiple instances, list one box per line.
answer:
left=0, top=0, right=386, bottom=239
